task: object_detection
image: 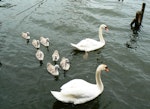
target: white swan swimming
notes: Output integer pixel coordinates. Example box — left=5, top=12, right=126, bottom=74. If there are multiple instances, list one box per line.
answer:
left=47, top=62, right=60, bottom=76
left=71, top=24, right=108, bottom=52
left=60, top=57, right=70, bottom=71
left=51, top=64, right=109, bottom=105
left=52, top=50, right=60, bottom=63
left=21, top=32, right=30, bottom=43
left=32, top=39, right=40, bottom=49
left=35, top=50, right=44, bottom=66
left=40, top=36, right=49, bottom=48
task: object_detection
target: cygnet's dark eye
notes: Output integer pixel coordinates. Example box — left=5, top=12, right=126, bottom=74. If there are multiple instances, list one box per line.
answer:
left=105, top=66, right=108, bottom=69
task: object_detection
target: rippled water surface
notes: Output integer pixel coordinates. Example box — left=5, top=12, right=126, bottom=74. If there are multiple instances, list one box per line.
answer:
left=0, top=0, right=150, bottom=109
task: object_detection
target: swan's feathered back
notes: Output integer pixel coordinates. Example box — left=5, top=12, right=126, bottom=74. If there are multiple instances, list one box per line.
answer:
left=40, top=36, right=49, bottom=47
left=22, top=32, right=30, bottom=39
left=47, top=63, right=60, bottom=76
left=60, top=57, right=70, bottom=71
left=52, top=50, right=60, bottom=62
left=32, top=39, right=40, bottom=49
left=35, top=50, right=44, bottom=61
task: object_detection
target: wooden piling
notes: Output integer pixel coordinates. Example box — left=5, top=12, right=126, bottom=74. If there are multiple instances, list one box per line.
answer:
left=140, top=3, right=146, bottom=25
left=130, top=3, right=146, bottom=33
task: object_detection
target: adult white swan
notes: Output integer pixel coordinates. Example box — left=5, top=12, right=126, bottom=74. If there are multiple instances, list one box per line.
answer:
left=71, top=24, right=108, bottom=52
left=51, top=64, right=109, bottom=105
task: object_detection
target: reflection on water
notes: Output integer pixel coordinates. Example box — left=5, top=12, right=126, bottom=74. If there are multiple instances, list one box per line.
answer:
left=126, top=33, right=138, bottom=49
left=53, top=97, right=100, bottom=109
left=71, top=49, right=102, bottom=60
left=126, top=24, right=144, bottom=49
left=0, top=61, right=2, bottom=67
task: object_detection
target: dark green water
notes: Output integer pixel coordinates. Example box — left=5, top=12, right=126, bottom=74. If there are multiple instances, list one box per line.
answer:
left=0, top=0, right=150, bottom=109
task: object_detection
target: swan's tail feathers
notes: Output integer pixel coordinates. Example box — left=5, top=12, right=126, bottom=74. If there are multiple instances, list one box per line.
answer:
left=51, top=91, right=74, bottom=104
left=51, top=91, right=63, bottom=101
left=70, top=43, right=77, bottom=48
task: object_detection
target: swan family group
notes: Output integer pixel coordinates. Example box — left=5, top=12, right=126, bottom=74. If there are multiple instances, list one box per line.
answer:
left=21, top=24, right=109, bottom=105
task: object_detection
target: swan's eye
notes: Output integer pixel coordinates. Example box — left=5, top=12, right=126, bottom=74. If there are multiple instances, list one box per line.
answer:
left=105, top=66, right=109, bottom=72
left=105, top=27, right=108, bottom=30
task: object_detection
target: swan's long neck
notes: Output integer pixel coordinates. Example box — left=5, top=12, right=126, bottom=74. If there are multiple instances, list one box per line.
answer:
left=96, top=68, right=104, bottom=91
left=99, top=26, right=105, bottom=43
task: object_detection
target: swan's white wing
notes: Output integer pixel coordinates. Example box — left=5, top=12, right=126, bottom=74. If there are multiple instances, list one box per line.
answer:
left=61, top=79, right=90, bottom=89
left=71, top=38, right=105, bottom=52
left=78, top=38, right=99, bottom=46
left=51, top=88, right=99, bottom=105
left=60, top=79, right=98, bottom=97
left=61, top=86, right=97, bottom=98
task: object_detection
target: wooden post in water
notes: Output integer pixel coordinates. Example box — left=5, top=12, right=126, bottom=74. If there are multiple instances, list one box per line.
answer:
left=140, top=3, right=146, bottom=25
left=130, top=11, right=142, bottom=32
left=130, top=3, right=146, bottom=33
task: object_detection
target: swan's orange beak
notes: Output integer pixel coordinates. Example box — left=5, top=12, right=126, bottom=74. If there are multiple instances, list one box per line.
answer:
left=105, top=27, right=109, bottom=32
left=105, top=67, right=109, bottom=72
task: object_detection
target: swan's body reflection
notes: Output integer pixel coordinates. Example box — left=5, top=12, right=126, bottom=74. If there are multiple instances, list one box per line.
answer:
left=53, top=96, right=100, bottom=109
